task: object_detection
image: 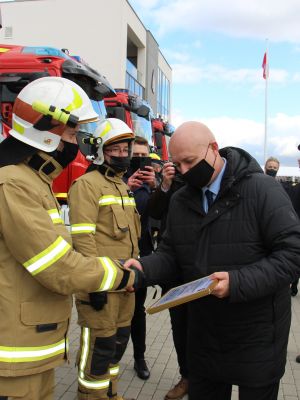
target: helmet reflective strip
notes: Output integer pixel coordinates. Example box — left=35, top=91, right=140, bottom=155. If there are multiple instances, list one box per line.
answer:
left=0, top=338, right=67, bottom=362
left=78, top=328, right=110, bottom=390
left=98, top=121, right=112, bottom=138
left=23, top=236, right=71, bottom=276
left=99, top=195, right=136, bottom=207
left=71, top=224, right=96, bottom=235
left=79, top=327, right=90, bottom=380
left=65, top=88, right=83, bottom=112
left=47, top=209, right=63, bottom=225
left=98, top=257, right=118, bottom=291
left=13, top=120, right=25, bottom=134
left=110, top=365, right=119, bottom=376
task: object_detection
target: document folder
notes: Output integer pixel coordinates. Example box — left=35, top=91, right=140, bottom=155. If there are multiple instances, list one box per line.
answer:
left=146, top=276, right=218, bottom=314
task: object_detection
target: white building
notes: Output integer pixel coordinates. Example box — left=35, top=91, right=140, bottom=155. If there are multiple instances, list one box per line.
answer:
left=0, top=0, right=172, bottom=121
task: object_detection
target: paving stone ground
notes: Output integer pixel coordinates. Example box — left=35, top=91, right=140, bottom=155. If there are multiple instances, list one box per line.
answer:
left=55, top=287, right=300, bottom=400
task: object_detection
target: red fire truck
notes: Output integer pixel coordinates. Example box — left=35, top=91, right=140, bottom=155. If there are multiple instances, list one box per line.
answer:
left=104, top=89, right=153, bottom=144
left=104, top=89, right=174, bottom=160
left=0, top=44, right=115, bottom=200
left=151, top=117, right=174, bottom=161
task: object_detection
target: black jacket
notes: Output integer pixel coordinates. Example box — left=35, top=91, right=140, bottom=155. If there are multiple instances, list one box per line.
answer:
left=141, top=147, right=300, bottom=387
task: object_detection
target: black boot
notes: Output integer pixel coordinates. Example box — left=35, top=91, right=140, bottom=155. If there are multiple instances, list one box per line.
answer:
left=134, top=358, right=150, bottom=380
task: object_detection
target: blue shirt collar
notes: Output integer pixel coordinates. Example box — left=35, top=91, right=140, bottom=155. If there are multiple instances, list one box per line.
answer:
left=202, top=158, right=227, bottom=198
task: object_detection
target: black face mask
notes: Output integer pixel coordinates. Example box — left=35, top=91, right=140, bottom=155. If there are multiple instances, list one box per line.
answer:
left=182, top=146, right=216, bottom=189
left=51, top=141, right=79, bottom=168
left=109, top=156, right=131, bottom=173
left=265, top=168, right=277, bottom=177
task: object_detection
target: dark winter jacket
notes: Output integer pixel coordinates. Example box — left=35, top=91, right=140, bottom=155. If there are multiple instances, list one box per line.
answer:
left=141, top=147, right=300, bottom=387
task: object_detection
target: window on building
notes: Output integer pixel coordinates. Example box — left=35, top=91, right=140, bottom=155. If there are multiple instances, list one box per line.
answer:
left=157, top=68, right=170, bottom=121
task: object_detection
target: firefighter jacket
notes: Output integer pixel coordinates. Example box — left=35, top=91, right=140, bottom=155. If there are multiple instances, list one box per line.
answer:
left=68, top=165, right=141, bottom=307
left=0, top=152, right=134, bottom=378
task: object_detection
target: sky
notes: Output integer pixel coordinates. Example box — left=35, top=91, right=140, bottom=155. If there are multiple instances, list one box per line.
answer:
left=129, top=0, right=300, bottom=168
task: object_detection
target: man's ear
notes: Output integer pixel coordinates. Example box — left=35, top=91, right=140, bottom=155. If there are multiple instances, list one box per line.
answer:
left=211, top=142, right=219, bottom=151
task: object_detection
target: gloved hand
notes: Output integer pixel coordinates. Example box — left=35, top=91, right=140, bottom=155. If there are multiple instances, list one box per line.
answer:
left=89, top=291, right=107, bottom=311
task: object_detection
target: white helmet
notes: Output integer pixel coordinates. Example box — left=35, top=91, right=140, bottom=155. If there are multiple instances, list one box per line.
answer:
left=10, top=76, right=99, bottom=152
left=78, top=118, right=134, bottom=165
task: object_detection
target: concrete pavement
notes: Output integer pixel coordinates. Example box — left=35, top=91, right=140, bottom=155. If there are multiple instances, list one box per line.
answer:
left=54, top=287, right=300, bottom=400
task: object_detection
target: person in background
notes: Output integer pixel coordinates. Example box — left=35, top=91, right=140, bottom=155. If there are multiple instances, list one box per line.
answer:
left=0, top=78, right=135, bottom=400
left=125, top=121, right=300, bottom=400
left=148, top=162, right=188, bottom=400
left=126, top=136, right=156, bottom=380
left=264, top=155, right=300, bottom=297
left=264, top=156, right=280, bottom=177
left=68, top=118, right=140, bottom=400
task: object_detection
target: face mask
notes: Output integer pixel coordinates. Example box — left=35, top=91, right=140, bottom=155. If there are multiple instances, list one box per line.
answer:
left=108, top=156, right=131, bottom=173
left=266, top=168, right=277, bottom=177
left=182, top=146, right=215, bottom=189
left=51, top=141, right=79, bottom=168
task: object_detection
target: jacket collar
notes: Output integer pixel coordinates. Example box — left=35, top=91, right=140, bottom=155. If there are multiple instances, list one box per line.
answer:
left=26, top=151, right=63, bottom=183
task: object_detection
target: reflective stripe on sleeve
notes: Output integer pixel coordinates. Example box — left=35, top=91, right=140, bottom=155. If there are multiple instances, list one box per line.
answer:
left=0, top=338, right=67, bottom=362
left=23, top=236, right=71, bottom=276
left=97, top=257, right=118, bottom=291
left=71, top=223, right=96, bottom=235
left=110, top=365, right=119, bottom=376
left=78, top=327, right=110, bottom=390
left=47, top=209, right=63, bottom=225
left=99, top=195, right=136, bottom=207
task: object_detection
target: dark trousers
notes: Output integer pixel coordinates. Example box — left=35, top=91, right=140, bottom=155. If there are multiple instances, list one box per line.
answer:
left=131, top=287, right=147, bottom=360
left=189, top=377, right=280, bottom=400
left=169, top=303, right=189, bottom=378
left=161, top=284, right=189, bottom=379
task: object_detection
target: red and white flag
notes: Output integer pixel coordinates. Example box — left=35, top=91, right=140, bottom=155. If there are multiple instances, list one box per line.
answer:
left=262, top=52, right=269, bottom=79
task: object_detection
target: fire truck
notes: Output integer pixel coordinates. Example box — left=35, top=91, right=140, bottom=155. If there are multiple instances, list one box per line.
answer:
left=104, top=89, right=153, bottom=144
left=151, top=117, right=174, bottom=161
left=104, top=89, right=174, bottom=160
left=0, top=44, right=115, bottom=200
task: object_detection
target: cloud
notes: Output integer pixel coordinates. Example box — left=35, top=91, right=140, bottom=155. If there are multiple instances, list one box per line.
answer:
left=172, top=63, right=288, bottom=85
left=171, top=112, right=300, bottom=165
left=130, top=0, right=300, bottom=43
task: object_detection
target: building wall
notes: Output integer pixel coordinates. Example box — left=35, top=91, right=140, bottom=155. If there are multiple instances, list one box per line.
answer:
left=0, top=0, right=172, bottom=118
left=145, top=30, right=158, bottom=114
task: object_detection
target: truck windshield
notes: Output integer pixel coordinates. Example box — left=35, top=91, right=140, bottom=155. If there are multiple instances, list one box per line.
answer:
left=130, top=112, right=153, bottom=145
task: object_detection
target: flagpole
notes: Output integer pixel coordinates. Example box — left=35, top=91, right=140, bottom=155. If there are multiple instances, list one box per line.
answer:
left=263, top=41, right=269, bottom=163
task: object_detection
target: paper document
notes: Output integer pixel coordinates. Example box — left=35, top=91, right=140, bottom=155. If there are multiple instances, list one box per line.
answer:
left=146, top=276, right=218, bottom=314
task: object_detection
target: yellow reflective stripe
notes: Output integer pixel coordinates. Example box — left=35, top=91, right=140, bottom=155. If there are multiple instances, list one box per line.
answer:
left=23, top=236, right=71, bottom=276
left=71, top=223, right=96, bottom=235
left=78, top=328, right=110, bottom=389
left=79, top=327, right=90, bottom=380
left=0, top=339, right=67, bottom=362
left=98, top=257, right=118, bottom=291
left=65, top=87, right=83, bottom=112
left=13, top=120, right=25, bottom=134
left=98, top=121, right=112, bottom=138
left=0, top=48, right=10, bottom=53
left=78, top=376, right=110, bottom=390
left=47, top=209, right=63, bottom=225
left=110, top=365, right=119, bottom=376
left=122, top=197, right=136, bottom=206
left=55, top=192, right=68, bottom=199
left=99, top=195, right=136, bottom=207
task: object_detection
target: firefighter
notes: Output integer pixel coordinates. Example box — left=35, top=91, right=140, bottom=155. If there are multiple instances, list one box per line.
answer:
left=68, top=118, right=140, bottom=400
left=0, top=77, right=136, bottom=400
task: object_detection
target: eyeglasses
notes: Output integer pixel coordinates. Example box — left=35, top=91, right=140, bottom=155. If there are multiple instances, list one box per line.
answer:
left=104, top=147, right=129, bottom=156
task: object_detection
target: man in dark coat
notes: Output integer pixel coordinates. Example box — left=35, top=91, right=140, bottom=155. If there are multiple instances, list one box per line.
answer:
left=125, top=121, right=300, bottom=400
